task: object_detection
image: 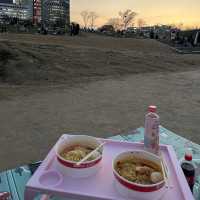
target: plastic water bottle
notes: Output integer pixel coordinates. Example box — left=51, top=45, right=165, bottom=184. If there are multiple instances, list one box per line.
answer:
left=144, top=105, right=160, bottom=155
left=180, top=150, right=196, bottom=193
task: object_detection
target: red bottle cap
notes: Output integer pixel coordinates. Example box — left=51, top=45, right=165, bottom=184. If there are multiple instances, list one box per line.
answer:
left=185, top=154, right=192, bottom=161
left=148, top=105, right=157, bottom=113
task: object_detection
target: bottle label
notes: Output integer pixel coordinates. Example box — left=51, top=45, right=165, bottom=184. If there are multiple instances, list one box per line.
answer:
left=186, top=176, right=195, bottom=186
left=144, top=115, right=160, bottom=154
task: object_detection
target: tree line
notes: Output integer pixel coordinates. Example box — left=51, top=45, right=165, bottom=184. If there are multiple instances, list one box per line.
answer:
left=80, top=9, right=200, bottom=31
left=80, top=11, right=98, bottom=29
left=80, top=9, right=148, bottom=30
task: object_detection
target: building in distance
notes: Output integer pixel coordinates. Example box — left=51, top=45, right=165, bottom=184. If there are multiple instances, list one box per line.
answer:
left=0, top=3, right=31, bottom=21
left=0, top=0, right=13, bottom=4
left=41, top=0, right=70, bottom=33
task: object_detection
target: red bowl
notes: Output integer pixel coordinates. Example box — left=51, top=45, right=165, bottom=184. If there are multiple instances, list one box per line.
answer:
left=57, top=154, right=102, bottom=169
left=55, top=135, right=103, bottom=178
left=113, top=150, right=166, bottom=193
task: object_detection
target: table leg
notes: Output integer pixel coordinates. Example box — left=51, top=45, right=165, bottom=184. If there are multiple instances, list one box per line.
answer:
left=40, top=194, right=51, bottom=200
left=24, top=188, right=38, bottom=200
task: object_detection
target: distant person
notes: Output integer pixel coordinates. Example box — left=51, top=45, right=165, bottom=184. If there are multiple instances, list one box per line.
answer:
left=70, top=23, right=80, bottom=36
left=75, top=24, right=80, bottom=35
left=183, top=36, right=188, bottom=47
left=155, top=34, right=159, bottom=39
left=139, top=32, right=143, bottom=37
left=70, top=23, right=74, bottom=36
left=41, top=26, right=47, bottom=35
left=195, top=31, right=200, bottom=46
left=176, top=31, right=180, bottom=41
left=150, top=30, right=154, bottom=39
left=188, top=34, right=194, bottom=47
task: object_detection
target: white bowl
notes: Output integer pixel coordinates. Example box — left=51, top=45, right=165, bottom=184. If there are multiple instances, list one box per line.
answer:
left=113, top=150, right=168, bottom=200
left=55, top=134, right=103, bottom=178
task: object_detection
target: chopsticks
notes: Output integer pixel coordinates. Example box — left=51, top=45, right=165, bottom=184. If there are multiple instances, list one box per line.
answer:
left=160, top=155, right=169, bottom=188
left=76, top=142, right=106, bottom=166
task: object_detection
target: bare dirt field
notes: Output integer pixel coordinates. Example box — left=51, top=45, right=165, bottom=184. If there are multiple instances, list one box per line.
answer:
left=0, top=33, right=200, bottom=170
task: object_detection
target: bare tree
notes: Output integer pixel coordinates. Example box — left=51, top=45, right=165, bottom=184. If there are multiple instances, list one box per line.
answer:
left=106, top=18, right=122, bottom=30
left=137, top=18, right=146, bottom=28
left=119, top=9, right=137, bottom=29
left=80, top=11, right=90, bottom=28
left=89, top=12, right=98, bottom=29
left=176, top=22, right=184, bottom=30
left=168, top=23, right=176, bottom=29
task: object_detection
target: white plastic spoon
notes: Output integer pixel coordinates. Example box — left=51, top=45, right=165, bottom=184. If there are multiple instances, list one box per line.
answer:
left=76, top=142, right=106, bottom=166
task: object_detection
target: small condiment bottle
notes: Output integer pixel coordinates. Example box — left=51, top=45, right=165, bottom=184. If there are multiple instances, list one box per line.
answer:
left=144, top=105, right=160, bottom=155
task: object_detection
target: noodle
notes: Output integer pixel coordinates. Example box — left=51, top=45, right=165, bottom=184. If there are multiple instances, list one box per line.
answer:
left=60, top=145, right=100, bottom=162
left=115, top=156, right=163, bottom=185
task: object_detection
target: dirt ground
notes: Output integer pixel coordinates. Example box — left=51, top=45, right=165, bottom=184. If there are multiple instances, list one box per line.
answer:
left=0, top=33, right=200, bottom=170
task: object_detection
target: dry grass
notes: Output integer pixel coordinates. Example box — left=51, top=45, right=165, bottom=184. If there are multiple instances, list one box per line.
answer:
left=0, top=33, right=200, bottom=84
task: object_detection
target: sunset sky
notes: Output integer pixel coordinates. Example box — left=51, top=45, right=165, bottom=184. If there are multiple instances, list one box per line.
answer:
left=71, top=0, right=200, bottom=28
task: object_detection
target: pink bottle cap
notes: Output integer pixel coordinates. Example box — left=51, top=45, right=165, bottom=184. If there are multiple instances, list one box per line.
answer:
left=148, top=105, right=157, bottom=113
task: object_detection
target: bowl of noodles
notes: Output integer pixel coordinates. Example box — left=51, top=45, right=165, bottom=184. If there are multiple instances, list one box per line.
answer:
left=113, top=150, right=167, bottom=199
left=56, top=135, right=103, bottom=178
